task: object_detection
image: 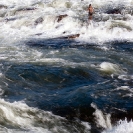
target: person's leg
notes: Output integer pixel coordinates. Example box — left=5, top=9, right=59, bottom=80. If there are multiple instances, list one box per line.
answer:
left=88, top=14, right=92, bottom=25
left=89, top=15, right=92, bottom=20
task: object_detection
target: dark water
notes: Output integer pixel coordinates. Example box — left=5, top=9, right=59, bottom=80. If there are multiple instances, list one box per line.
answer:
left=1, top=38, right=133, bottom=132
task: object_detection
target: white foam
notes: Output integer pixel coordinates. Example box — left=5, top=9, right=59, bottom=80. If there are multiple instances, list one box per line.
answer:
left=0, top=99, right=91, bottom=133
left=91, top=103, right=112, bottom=129
left=102, top=119, right=133, bottom=133
left=0, top=0, right=133, bottom=46
left=1, top=0, right=133, bottom=67
left=113, top=86, right=133, bottom=97
left=99, top=62, right=126, bottom=75
left=118, top=75, right=133, bottom=81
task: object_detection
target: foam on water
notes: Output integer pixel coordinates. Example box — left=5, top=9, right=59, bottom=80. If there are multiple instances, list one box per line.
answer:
left=91, top=103, right=133, bottom=133
left=0, top=0, right=133, bottom=46
left=0, top=99, right=91, bottom=133
left=113, top=86, right=133, bottom=97
left=91, top=103, right=112, bottom=129
left=118, top=75, right=133, bottom=81
left=0, top=0, right=133, bottom=132
left=102, top=119, right=133, bottom=133
left=99, top=62, right=126, bottom=75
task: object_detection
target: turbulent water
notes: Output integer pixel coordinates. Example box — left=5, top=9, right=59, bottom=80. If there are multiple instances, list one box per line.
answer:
left=0, top=0, right=133, bottom=132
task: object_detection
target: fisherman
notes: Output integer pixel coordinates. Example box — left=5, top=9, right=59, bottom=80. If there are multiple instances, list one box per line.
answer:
left=88, top=4, right=94, bottom=21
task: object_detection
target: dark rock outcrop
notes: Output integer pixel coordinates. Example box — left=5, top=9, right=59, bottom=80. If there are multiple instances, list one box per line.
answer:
left=14, top=7, right=37, bottom=15
left=62, top=34, right=80, bottom=39
left=67, top=34, right=80, bottom=39
left=57, top=14, right=68, bottom=22
left=106, top=8, right=121, bottom=14
left=17, top=7, right=36, bottom=11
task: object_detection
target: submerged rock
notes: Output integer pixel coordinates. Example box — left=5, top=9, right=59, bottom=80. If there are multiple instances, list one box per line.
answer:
left=14, top=7, right=37, bottom=15
left=106, top=8, right=121, bottom=14
left=17, top=7, right=36, bottom=12
left=34, top=17, right=44, bottom=25
left=57, top=14, right=68, bottom=22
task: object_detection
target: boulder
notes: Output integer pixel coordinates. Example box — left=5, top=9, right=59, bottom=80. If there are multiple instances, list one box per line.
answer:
left=57, top=14, right=68, bottom=22
left=106, top=8, right=121, bottom=14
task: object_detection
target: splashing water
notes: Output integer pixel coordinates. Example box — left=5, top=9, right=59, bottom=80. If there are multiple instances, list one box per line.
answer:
left=0, top=0, right=133, bottom=133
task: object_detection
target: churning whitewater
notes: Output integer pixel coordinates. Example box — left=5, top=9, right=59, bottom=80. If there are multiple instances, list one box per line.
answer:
left=0, top=0, right=133, bottom=132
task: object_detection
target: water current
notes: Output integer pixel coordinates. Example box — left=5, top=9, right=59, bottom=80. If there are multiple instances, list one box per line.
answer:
left=0, top=0, right=133, bottom=132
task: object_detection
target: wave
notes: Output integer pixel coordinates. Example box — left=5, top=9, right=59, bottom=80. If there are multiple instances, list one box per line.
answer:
left=0, top=99, right=91, bottom=133
left=102, top=119, right=133, bottom=133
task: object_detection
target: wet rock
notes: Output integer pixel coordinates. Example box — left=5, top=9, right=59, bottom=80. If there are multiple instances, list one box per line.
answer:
left=35, top=33, right=43, bottom=36
left=106, top=8, right=121, bottom=14
left=60, top=34, right=80, bottom=39
left=34, top=17, right=44, bottom=25
left=17, top=7, right=36, bottom=12
left=66, top=34, right=80, bottom=39
left=57, top=14, right=68, bottom=22
left=14, top=7, right=37, bottom=15
left=63, top=31, right=66, bottom=34
left=0, top=5, right=7, bottom=9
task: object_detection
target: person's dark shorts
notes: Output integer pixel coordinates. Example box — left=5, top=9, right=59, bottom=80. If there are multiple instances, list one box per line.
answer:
left=89, top=12, right=93, bottom=16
